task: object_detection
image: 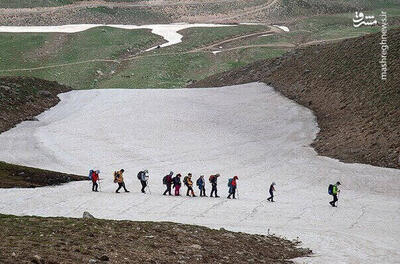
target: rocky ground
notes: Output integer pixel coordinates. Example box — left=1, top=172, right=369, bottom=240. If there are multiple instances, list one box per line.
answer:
left=190, top=28, right=400, bottom=169
left=0, top=76, right=71, bottom=133
left=0, top=214, right=311, bottom=264
left=0, top=161, right=87, bottom=188
left=0, top=0, right=389, bottom=25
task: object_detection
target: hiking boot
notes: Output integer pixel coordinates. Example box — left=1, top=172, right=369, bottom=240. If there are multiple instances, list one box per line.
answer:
left=215, top=195, right=220, bottom=198
left=125, top=190, right=130, bottom=193
left=116, top=191, right=120, bottom=193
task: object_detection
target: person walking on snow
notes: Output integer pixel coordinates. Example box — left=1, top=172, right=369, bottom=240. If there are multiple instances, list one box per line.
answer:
left=163, top=171, right=174, bottom=195
left=267, top=182, right=276, bottom=202
left=138, top=170, right=149, bottom=193
left=209, top=174, right=220, bottom=198
left=329, top=181, right=341, bottom=207
left=91, top=170, right=100, bottom=192
left=227, top=176, right=238, bottom=199
left=184, top=173, right=196, bottom=197
left=173, top=173, right=182, bottom=196
left=196, top=175, right=207, bottom=197
left=115, top=169, right=129, bottom=193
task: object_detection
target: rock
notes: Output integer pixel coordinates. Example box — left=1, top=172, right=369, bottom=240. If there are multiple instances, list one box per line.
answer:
left=83, top=211, right=95, bottom=219
left=11, top=252, right=16, bottom=257
left=0, top=85, right=12, bottom=91
left=89, top=259, right=97, bottom=264
left=38, top=90, right=52, bottom=97
left=219, top=227, right=226, bottom=231
left=18, top=171, right=25, bottom=176
left=98, top=255, right=110, bottom=261
left=190, top=244, right=202, bottom=250
left=96, top=70, right=104, bottom=76
left=31, top=255, right=43, bottom=264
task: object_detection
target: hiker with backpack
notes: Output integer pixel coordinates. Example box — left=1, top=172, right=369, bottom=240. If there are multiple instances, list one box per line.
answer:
left=114, top=169, right=130, bottom=193
left=329, top=182, right=341, bottom=207
left=227, top=176, right=238, bottom=199
left=196, top=175, right=207, bottom=197
left=183, top=173, right=196, bottom=197
left=163, top=171, right=174, bottom=196
left=173, top=173, right=182, bottom=196
left=137, top=170, right=149, bottom=194
left=91, top=170, right=100, bottom=192
left=267, top=182, right=276, bottom=202
left=209, top=174, right=220, bottom=198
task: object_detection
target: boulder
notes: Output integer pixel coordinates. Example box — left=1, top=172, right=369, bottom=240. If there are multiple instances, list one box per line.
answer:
left=83, top=211, right=95, bottom=219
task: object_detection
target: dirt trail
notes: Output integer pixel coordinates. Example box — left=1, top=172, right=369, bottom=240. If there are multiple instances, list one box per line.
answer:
left=0, top=30, right=354, bottom=74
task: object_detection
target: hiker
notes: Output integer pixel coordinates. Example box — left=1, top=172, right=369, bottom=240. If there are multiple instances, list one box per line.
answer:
left=196, top=175, right=207, bottom=197
left=91, top=170, right=100, bottom=192
left=137, top=170, right=149, bottom=193
left=173, top=173, right=182, bottom=196
left=209, top=173, right=220, bottom=197
left=329, top=181, right=341, bottom=207
left=267, top=182, right=276, bottom=202
left=227, top=176, right=238, bottom=199
left=115, top=169, right=129, bottom=193
left=183, top=173, right=196, bottom=197
left=163, top=171, right=174, bottom=196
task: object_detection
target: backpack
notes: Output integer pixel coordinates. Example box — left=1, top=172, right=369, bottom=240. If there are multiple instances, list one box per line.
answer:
left=228, top=178, right=233, bottom=187
left=113, top=171, right=119, bottom=183
left=88, top=170, right=93, bottom=180
left=209, top=175, right=215, bottom=183
left=196, top=178, right=201, bottom=186
left=328, top=184, right=334, bottom=195
left=183, top=176, right=188, bottom=186
left=137, top=171, right=143, bottom=180
left=163, top=175, right=168, bottom=185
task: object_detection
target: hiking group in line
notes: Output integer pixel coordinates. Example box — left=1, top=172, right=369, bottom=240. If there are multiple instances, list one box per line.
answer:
left=89, top=169, right=240, bottom=199
left=89, top=169, right=341, bottom=206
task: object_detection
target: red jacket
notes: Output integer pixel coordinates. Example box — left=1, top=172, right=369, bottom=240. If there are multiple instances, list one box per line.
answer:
left=92, top=172, right=99, bottom=182
left=231, top=179, right=237, bottom=187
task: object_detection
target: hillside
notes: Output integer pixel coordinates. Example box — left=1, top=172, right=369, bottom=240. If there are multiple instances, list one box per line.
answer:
left=190, top=28, right=400, bottom=169
left=0, top=161, right=87, bottom=188
left=0, top=0, right=397, bottom=25
left=0, top=214, right=311, bottom=263
left=0, top=76, right=71, bottom=133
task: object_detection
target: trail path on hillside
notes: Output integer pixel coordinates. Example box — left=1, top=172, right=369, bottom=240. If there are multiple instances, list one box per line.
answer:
left=0, top=31, right=347, bottom=73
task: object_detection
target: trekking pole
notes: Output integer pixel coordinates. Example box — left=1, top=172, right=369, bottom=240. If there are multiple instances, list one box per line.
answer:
left=98, top=179, right=101, bottom=192
left=237, top=186, right=239, bottom=200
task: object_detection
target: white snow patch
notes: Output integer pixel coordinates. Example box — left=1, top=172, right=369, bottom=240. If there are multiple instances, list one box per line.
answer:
left=273, top=25, right=290, bottom=32
left=212, top=51, right=221, bottom=54
left=0, top=23, right=233, bottom=50
left=0, top=83, right=399, bottom=263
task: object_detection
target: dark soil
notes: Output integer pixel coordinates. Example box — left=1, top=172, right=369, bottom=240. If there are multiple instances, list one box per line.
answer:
left=0, top=76, right=71, bottom=133
left=190, top=28, right=400, bottom=169
left=0, top=214, right=311, bottom=264
left=0, top=161, right=87, bottom=188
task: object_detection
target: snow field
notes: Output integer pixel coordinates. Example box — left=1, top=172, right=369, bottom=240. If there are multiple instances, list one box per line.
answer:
left=0, top=83, right=399, bottom=263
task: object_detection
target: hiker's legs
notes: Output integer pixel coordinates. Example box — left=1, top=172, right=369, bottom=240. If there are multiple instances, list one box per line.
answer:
left=116, top=183, right=123, bottom=193
left=122, top=182, right=129, bottom=192
left=94, top=182, right=98, bottom=192
left=267, top=191, right=274, bottom=202
left=330, top=194, right=338, bottom=206
left=167, top=184, right=172, bottom=195
left=175, top=185, right=180, bottom=196
left=186, top=187, right=190, bottom=196
left=141, top=181, right=146, bottom=193
left=92, top=182, right=96, bottom=191
left=232, top=187, right=236, bottom=199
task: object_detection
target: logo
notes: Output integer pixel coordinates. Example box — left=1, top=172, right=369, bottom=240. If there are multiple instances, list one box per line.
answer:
left=353, top=11, right=378, bottom=27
